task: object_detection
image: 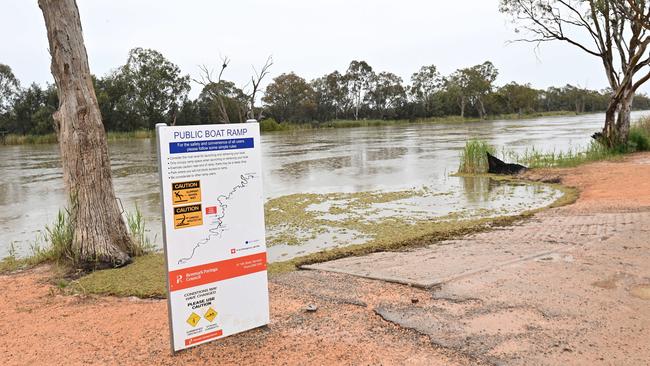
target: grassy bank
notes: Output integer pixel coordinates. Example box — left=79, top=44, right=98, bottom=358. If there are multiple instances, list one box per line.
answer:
left=0, top=129, right=154, bottom=145
left=1, top=111, right=578, bottom=145
left=259, top=111, right=577, bottom=132
left=457, top=116, right=650, bottom=173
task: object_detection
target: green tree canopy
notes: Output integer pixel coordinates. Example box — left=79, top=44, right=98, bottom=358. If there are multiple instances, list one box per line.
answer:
left=346, top=60, right=375, bottom=120
left=409, top=65, right=443, bottom=116
left=366, top=71, right=406, bottom=118
left=199, top=80, right=248, bottom=123
left=311, top=71, right=350, bottom=121
left=498, top=82, right=539, bottom=115
left=262, top=72, right=315, bottom=122
left=0, top=64, right=20, bottom=115
left=117, top=48, right=190, bottom=128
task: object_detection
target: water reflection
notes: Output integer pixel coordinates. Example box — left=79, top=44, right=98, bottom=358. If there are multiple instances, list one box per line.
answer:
left=460, top=176, right=498, bottom=203
left=277, top=156, right=353, bottom=178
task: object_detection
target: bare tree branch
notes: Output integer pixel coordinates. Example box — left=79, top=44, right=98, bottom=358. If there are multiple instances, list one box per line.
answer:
left=248, top=55, right=273, bottom=120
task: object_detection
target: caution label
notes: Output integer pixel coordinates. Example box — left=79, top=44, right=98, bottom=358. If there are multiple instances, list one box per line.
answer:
left=186, top=312, right=201, bottom=327
left=204, top=307, right=217, bottom=322
left=174, top=204, right=203, bottom=229
left=172, top=180, right=201, bottom=205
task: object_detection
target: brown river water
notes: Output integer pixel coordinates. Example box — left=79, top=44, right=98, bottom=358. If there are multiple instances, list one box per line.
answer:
left=2, top=111, right=648, bottom=260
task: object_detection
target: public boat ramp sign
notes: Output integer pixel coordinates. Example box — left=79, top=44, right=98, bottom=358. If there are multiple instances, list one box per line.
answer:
left=156, top=121, right=269, bottom=353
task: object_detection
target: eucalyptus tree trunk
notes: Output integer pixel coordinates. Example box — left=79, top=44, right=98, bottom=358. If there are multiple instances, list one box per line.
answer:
left=39, top=0, right=132, bottom=268
left=616, top=89, right=634, bottom=146
left=459, top=97, right=465, bottom=118
left=477, top=98, right=486, bottom=120
left=602, top=87, right=634, bottom=147
left=603, top=101, right=618, bottom=146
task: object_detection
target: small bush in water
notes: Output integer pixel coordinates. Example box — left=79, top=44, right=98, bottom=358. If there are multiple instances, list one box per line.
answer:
left=458, top=139, right=496, bottom=174
left=126, top=204, right=155, bottom=256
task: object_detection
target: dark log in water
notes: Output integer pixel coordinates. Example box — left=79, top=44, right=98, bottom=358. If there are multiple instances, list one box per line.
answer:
left=487, top=153, right=528, bottom=175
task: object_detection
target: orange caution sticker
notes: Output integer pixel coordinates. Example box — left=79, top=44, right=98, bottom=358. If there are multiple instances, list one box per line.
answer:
left=173, top=204, right=203, bottom=229
left=171, top=180, right=201, bottom=205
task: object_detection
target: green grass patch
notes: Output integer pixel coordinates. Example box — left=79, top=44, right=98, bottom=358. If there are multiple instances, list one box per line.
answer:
left=0, top=243, right=25, bottom=273
left=515, top=141, right=625, bottom=168
left=264, top=189, right=423, bottom=247
left=629, top=117, right=650, bottom=151
left=74, top=254, right=166, bottom=298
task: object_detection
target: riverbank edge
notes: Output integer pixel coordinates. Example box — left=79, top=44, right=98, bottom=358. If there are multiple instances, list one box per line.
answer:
left=0, top=110, right=578, bottom=145
left=57, top=177, right=577, bottom=298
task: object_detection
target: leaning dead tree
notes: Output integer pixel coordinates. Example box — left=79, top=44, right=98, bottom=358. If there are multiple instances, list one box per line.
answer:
left=39, top=0, right=133, bottom=268
left=248, top=56, right=273, bottom=120
left=194, top=56, right=273, bottom=122
left=500, top=0, right=650, bottom=146
left=195, top=56, right=232, bottom=123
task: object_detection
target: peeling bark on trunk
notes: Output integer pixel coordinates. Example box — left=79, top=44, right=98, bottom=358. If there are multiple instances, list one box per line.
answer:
left=616, top=91, right=634, bottom=146
left=459, top=97, right=465, bottom=118
left=39, top=0, right=132, bottom=268
left=217, top=95, right=230, bottom=123
left=477, top=98, right=486, bottom=120
left=602, top=88, right=634, bottom=148
left=354, top=93, right=361, bottom=121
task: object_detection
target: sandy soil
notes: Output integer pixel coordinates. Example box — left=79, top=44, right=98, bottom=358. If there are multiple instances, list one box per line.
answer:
left=523, top=152, right=650, bottom=211
left=1, top=153, right=650, bottom=365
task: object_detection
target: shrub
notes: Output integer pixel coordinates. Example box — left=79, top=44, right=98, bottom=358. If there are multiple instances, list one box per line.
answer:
left=458, top=139, right=496, bottom=174
left=629, top=117, right=650, bottom=152
left=259, top=118, right=286, bottom=132
left=125, top=204, right=155, bottom=256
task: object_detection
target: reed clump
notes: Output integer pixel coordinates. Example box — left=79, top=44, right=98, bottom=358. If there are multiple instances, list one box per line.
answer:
left=458, top=139, right=496, bottom=174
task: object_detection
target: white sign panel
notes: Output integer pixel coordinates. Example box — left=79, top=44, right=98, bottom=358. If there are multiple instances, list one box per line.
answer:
left=156, top=122, right=269, bottom=352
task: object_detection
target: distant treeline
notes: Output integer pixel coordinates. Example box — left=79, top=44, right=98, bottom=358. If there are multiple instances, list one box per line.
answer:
left=2, top=48, right=650, bottom=135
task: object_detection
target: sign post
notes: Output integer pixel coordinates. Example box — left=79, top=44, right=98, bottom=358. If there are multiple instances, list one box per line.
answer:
left=156, top=122, right=269, bottom=353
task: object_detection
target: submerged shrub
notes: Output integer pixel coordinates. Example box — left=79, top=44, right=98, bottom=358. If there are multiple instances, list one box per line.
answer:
left=458, top=139, right=496, bottom=174
left=259, top=118, right=286, bottom=132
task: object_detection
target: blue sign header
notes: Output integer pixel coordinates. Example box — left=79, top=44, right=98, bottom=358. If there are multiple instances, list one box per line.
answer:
left=169, top=138, right=254, bottom=154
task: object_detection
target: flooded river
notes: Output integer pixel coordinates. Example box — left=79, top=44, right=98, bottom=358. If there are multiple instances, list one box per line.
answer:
left=2, top=111, right=649, bottom=260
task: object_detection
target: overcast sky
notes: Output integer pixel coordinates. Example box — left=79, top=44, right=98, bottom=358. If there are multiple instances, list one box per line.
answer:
left=2, top=0, right=640, bottom=98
